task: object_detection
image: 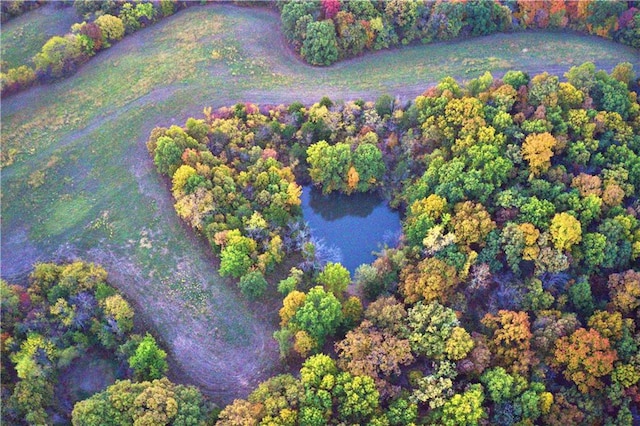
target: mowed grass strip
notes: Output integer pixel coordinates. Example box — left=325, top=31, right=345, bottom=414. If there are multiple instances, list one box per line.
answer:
left=2, top=4, right=638, bottom=402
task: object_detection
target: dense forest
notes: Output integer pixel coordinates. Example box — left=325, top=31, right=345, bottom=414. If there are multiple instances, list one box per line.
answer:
left=139, top=62, right=640, bottom=424
left=1, top=262, right=215, bottom=425
left=2, top=1, right=640, bottom=425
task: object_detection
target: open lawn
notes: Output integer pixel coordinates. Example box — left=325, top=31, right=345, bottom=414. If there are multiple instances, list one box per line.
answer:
left=2, top=4, right=638, bottom=404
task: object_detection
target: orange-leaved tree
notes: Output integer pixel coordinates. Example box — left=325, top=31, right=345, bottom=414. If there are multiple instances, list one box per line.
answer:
left=553, top=327, right=617, bottom=393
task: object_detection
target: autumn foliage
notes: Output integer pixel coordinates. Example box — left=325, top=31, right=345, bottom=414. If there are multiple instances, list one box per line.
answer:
left=554, top=328, right=618, bottom=393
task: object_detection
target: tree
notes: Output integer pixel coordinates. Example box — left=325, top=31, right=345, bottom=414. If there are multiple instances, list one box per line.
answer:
left=317, top=262, right=350, bottom=299
left=502, top=70, right=529, bottom=89
left=153, top=136, right=183, bottom=176
left=281, top=0, right=319, bottom=43
left=411, top=361, right=456, bottom=410
left=128, top=333, right=168, bottom=381
left=301, top=20, right=339, bottom=66
left=480, top=367, right=523, bottom=404
left=322, top=0, right=340, bottom=19
left=290, top=286, right=343, bottom=347
left=444, top=326, right=475, bottom=361
left=607, top=269, right=640, bottom=316
left=568, top=277, right=594, bottom=319
left=438, top=384, right=486, bottom=426
left=238, top=270, right=268, bottom=300
left=549, top=212, right=582, bottom=251
left=335, top=320, right=413, bottom=397
left=385, top=396, right=418, bottom=425
left=94, top=14, right=125, bottom=45
left=279, top=290, right=307, bottom=327
left=364, top=296, right=408, bottom=335
left=102, top=294, right=134, bottom=333
left=451, top=201, right=496, bottom=247
left=521, top=132, right=557, bottom=177
left=352, top=142, right=385, bottom=192
left=247, top=374, right=303, bottom=424
left=482, top=310, right=534, bottom=375
left=294, top=330, right=317, bottom=357
left=307, top=141, right=351, bottom=193
left=171, top=164, right=198, bottom=197
left=73, top=379, right=209, bottom=426
left=406, top=301, right=463, bottom=360
left=611, top=62, right=635, bottom=86
left=219, top=233, right=257, bottom=279
left=33, top=35, right=84, bottom=79
left=587, top=310, right=624, bottom=342
left=334, top=373, right=379, bottom=423
left=400, top=257, right=459, bottom=304
left=334, top=11, right=368, bottom=58
left=553, top=328, right=617, bottom=393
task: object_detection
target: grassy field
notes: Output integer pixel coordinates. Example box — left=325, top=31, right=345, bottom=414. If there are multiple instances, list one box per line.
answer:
left=2, top=4, right=638, bottom=403
left=0, top=4, right=80, bottom=69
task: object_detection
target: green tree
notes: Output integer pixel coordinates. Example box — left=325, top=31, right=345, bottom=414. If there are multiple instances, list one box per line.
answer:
left=281, top=0, right=319, bottom=42
left=33, top=35, right=84, bottom=79
left=219, top=233, right=257, bottom=279
left=307, top=141, right=352, bottom=193
left=352, top=142, right=385, bottom=192
left=406, top=301, right=459, bottom=360
left=153, top=136, right=183, bottom=176
left=238, top=270, right=268, bottom=300
left=502, top=70, right=529, bottom=89
left=568, top=277, right=594, bottom=320
left=128, top=333, right=168, bottom=381
left=480, top=367, right=523, bottom=403
left=334, top=373, right=379, bottom=423
left=291, top=286, right=343, bottom=347
left=438, top=384, right=486, bottom=426
left=317, top=262, right=350, bottom=299
left=301, top=20, right=339, bottom=66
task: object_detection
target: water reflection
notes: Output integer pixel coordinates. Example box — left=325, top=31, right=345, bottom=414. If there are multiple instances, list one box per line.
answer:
left=301, top=186, right=402, bottom=273
left=307, top=187, right=380, bottom=221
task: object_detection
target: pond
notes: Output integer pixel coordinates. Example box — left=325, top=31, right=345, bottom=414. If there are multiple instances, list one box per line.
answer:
left=301, top=186, right=402, bottom=274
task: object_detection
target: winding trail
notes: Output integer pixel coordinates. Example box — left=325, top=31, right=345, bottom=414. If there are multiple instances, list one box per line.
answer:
left=2, top=4, right=638, bottom=404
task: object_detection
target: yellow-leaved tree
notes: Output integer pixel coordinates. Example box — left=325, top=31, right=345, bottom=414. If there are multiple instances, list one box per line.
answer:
left=549, top=212, right=582, bottom=251
left=522, top=132, right=557, bottom=177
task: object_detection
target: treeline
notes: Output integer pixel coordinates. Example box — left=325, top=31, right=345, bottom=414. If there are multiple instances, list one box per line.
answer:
left=0, top=0, right=195, bottom=98
left=1, top=0, right=46, bottom=23
left=279, top=0, right=640, bottom=66
left=202, top=63, right=639, bottom=424
left=1, top=262, right=214, bottom=425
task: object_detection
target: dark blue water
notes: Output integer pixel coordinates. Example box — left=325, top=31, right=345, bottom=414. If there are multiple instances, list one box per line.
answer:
left=301, top=186, right=402, bottom=274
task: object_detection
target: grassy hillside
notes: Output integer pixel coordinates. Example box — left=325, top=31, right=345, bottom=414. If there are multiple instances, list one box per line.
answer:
left=2, top=4, right=638, bottom=403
